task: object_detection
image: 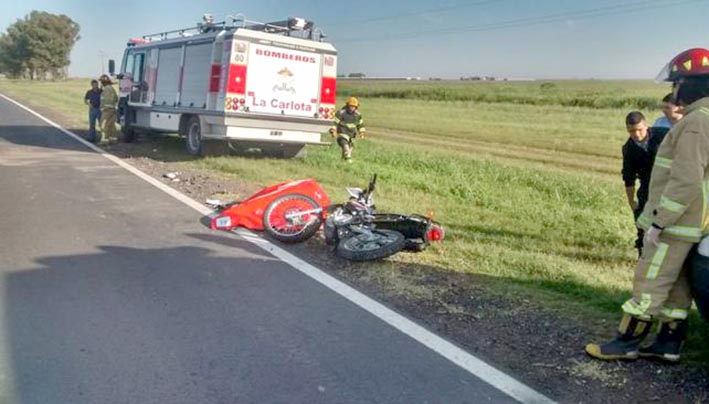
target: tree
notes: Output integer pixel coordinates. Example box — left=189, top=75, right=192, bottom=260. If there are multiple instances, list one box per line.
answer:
left=0, top=11, right=80, bottom=79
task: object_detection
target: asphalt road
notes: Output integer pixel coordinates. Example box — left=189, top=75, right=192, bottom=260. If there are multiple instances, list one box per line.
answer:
left=0, top=96, right=527, bottom=404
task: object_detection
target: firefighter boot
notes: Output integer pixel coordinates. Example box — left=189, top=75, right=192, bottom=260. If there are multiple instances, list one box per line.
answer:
left=639, top=319, right=688, bottom=363
left=585, top=314, right=651, bottom=361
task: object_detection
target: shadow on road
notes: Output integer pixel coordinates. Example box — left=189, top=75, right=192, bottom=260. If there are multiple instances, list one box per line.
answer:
left=0, top=125, right=92, bottom=153
left=1, top=243, right=302, bottom=404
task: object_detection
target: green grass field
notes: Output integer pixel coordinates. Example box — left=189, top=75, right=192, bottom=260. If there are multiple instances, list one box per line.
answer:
left=2, top=78, right=707, bottom=363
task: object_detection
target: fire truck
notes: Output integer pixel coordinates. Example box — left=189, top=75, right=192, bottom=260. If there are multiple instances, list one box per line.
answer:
left=108, top=14, right=337, bottom=157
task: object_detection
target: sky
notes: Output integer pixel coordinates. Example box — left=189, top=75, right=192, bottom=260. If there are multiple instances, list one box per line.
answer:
left=1, top=0, right=709, bottom=79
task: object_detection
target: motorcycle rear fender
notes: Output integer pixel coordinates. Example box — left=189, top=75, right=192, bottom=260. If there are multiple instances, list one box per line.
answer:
left=211, top=178, right=330, bottom=231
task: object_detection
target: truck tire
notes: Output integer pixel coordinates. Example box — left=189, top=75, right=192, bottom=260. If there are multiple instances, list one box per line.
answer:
left=282, top=144, right=307, bottom=159
left=121, top=125, right=136, bottom=143
left=120, top=105, right=136, bottom=143
left=227, top=140, right=246, bottom=155
left=185, top=116, right=202, bottom=155
left=257, top=144, right=283, bottom=158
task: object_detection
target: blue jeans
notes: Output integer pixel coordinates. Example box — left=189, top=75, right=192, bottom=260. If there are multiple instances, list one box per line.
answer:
left=88, top=107, right=101, bottom=142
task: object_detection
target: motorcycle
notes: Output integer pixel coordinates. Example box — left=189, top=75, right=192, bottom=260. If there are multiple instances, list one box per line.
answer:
left=261, top=174, right=444, bottom=261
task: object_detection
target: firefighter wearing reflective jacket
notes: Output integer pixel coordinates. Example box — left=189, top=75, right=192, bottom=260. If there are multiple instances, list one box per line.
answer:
left=586, top=48, right=709, bottom=363
left=99, top=74, right=118, bottom=144
left=329, top=97, right=366, bottom=162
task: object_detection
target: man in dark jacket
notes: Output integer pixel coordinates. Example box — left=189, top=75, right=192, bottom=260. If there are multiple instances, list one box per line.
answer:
left=83, top=79, right=102, bottom=143
left=622, top=111, right=669, bottom=256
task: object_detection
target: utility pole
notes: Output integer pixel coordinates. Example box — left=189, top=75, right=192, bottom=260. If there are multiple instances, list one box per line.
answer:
left=98, top=50, right=106, bottom=74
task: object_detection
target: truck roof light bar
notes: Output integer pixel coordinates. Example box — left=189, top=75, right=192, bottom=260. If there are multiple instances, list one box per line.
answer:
left=139, top=14, right=327, bottom=43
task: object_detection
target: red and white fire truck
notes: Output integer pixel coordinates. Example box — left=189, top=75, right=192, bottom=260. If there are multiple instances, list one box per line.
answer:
left=109, top=15, right=337, bottom=157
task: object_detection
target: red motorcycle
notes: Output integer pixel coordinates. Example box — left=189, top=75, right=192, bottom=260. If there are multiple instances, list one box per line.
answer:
left=261, top=175, right=444, bottom=261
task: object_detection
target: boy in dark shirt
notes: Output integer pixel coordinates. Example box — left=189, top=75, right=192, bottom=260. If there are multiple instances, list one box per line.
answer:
left=622, top=111, right=669, bottom=256
left=83, top=79, right=102, bottom=143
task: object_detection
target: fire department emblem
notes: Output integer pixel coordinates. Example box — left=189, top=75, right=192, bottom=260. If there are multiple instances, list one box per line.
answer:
left=273, top=67, right=296, bottom=94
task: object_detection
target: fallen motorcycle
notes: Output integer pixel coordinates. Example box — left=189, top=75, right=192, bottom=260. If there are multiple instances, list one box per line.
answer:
left=261, top=174, right=444, bottom=261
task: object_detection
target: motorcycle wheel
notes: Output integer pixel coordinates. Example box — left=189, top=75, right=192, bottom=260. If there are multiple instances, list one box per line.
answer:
left=263, top=194, right=322, bottom=244
left=336, top=229, right=406, bottom=261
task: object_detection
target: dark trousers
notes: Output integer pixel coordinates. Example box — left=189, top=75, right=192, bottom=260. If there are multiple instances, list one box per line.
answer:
left=633, top=198, right=647, bottom=256
left=689, top=249, right=709, bottom=321
left=88, top=107, right=101, bottom=142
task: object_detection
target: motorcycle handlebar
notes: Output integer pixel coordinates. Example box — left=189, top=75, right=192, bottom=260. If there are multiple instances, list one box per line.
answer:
left=366, top=174, right=377, bottom=195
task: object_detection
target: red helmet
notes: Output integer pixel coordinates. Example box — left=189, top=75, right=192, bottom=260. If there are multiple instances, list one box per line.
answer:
left=657, top=48, right=709, bottom=82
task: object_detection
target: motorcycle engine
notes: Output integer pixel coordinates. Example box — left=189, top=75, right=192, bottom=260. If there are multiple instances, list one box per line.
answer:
left=324, top=216, right=338, bottom=246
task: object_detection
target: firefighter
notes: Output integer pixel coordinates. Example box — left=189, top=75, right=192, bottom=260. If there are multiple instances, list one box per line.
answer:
left=329, top=97, right=366, bottom=162
left=99, top=74, right=118, bottom=144
left=586, top=48, right=709, bottom=363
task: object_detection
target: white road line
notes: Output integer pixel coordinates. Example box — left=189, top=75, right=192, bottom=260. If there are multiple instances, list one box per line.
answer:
left=0, top=93, right=555, bottom=404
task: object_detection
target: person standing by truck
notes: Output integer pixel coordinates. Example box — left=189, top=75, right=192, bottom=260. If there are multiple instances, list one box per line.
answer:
left=99, top=74, right=118, bottom=144
left=83, top=79, right=102, bottom=143
left=586, top=48, right=709, bottom=363
left=330, top=97, right=366, bottom=162
left=622, top=111, right=668, bottom=256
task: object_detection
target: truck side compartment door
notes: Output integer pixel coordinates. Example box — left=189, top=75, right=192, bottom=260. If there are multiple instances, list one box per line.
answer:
left=128, top=52, right=147, bottom=104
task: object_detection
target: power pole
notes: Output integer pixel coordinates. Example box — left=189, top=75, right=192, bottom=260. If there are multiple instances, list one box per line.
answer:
left=98, top=50, right=106, bottom=74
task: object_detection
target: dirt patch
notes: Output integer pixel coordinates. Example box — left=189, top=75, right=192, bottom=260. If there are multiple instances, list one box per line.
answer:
left=50, top=126, right=709, bottom=402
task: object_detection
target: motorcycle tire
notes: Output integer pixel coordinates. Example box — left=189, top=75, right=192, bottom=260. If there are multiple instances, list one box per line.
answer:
left=263, top=193, right=322, bottom=244
left=336, top=229, right=406, bottom=261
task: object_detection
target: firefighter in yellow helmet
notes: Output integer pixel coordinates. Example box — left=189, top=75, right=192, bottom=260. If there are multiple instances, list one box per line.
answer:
left=586, top=48, right=709, bottom=363
left=99, top=74, right=118, bottom=144
left=329, top=96, right=366, bottom=162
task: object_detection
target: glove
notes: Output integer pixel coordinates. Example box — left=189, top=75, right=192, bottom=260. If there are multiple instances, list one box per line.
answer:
left=328, top=128, right=336, bottom=137
left=644, top=225, right=662, bottom=247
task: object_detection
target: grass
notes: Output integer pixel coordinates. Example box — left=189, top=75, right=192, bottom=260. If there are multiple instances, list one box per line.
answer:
left=1, top=78, right=707, bottom=364
left=338, top=79, right=668, bottom=110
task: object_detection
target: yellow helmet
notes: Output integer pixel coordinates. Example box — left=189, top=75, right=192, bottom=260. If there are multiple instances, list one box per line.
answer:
left=346, top=96, right=359, bottom=107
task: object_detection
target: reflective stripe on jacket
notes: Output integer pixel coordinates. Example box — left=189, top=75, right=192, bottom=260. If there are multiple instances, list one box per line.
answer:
left=100, top=85, right=118, bottom=110
left=332, top=107, right=365, bottom=138
left=637, top=97, right=709, bottom=242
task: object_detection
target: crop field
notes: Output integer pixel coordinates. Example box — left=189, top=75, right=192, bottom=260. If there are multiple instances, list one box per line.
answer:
left=2, top=78, right=707, bottom=362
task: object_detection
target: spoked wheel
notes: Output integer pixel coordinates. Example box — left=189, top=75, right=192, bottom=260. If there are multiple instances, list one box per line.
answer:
left=336, top=229, right=406, bottom=261
left=263, top=194, right=322, bottom=243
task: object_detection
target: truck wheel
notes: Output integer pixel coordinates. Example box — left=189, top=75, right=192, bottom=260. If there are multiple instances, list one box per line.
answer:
left=185, top=116, right=202, bottom=155
left=282, top=144, right=307, bottom=159
left=121, top=125, right=136, bottom=143
left=256, top=144, right=281, bottom=157
left=227, top=140, right=246, bottom=155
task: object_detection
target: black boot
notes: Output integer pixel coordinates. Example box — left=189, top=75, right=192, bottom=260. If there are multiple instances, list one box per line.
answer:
left=585, top=314, right=651, bottom=361
left=639, top=319, right=688, bottom=363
